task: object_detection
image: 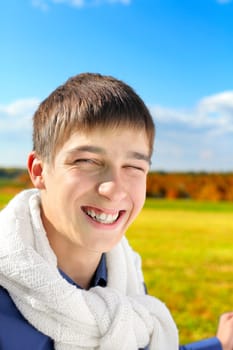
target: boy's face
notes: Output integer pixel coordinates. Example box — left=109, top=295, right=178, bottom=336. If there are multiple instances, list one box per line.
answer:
left=36, top=127, right=150, bottom=253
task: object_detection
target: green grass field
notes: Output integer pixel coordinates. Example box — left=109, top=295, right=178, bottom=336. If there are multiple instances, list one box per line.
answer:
left=1, top=193, right=233, bottom=345
left=127, top=199, right=233, bottom=344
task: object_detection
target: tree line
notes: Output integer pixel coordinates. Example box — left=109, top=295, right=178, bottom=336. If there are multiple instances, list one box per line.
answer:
left=147, top=172, right=233, bottom=201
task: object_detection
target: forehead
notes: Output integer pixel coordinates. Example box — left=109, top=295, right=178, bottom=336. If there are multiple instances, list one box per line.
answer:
left=57, top=127, right=150, bottom=159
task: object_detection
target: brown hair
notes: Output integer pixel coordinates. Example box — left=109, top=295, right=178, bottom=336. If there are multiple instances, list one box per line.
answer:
left=33, top=73, right=155, bottom=162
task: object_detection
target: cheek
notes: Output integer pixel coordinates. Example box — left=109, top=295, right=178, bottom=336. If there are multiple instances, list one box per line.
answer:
left=135, top=193, right=146, bottom=213
left=130, top=180, right=147, bottom=213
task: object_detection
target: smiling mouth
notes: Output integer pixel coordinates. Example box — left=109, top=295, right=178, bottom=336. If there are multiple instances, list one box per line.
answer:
left=82, top=207, right=122, bottom=224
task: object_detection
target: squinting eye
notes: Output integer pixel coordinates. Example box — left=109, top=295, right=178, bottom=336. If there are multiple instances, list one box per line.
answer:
left=74, top=158, right=102, bottom=167
left=75, top=159, right=93, bottom=163
left=126, top=165, right=146, bottom=173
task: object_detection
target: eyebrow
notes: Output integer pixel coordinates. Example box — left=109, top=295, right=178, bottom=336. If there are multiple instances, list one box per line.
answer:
left=67, top=145, right=106, bottom=155
left=67, top=146, right=151, bottom=164
left=126, top=151, right=151, bottom=164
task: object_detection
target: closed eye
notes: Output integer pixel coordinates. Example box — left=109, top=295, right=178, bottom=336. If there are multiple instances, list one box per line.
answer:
left=74, top=158, right=102, bottom=166
left=124, top=165, right=147, bottom=173
left=75, top=158, right=94, bottom=163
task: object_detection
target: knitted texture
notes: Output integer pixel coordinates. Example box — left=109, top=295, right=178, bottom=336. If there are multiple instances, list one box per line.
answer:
left=0, top=189, right=178, bottom=349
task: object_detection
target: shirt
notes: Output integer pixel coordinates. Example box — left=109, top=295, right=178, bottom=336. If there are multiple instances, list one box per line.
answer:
left=179, top=338, right=222, bottom=350
left=0, top=254, right=222, bottom=350
left=0, top=255, right=107, bottom=350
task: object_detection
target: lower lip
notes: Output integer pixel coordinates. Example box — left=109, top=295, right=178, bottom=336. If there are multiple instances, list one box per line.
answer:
left=84, top=211, right=126, bottom=230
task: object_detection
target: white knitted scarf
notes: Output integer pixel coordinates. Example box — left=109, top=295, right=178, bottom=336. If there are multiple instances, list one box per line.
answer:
left=0, top=189, right=178, bottom=349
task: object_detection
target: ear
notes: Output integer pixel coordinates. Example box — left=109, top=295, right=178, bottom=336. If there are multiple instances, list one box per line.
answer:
left=27, top=152, right=46, bottom=189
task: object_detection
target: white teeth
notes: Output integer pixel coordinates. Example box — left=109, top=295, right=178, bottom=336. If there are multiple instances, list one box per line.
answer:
left=99, top=212, right=107, bottom=221
left=86, top=209, right=119, bottom=224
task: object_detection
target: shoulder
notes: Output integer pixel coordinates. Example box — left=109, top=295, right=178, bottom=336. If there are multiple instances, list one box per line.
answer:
left=0, top=286, right=53, bottom=349
left=179, top=337, right=222, bottom=350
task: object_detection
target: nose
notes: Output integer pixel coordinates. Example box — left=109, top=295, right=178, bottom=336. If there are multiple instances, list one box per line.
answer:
left=97, top=177, right=127, bottom=202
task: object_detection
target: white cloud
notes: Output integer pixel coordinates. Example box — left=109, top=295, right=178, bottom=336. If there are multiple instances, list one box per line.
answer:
left=198, top=91, right=233, bottom=114
left=0, top=98, right=40, bottom=167
left=0, top=98, right=39, bottom=132
left=150, top=91, right=233, bottom=135
left=31, top=0, right=131, bottom=10
left=149, top=91, right=233, bottom=171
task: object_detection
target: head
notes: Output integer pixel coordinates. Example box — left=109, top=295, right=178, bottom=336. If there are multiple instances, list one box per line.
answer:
left=32, top=73, right=155, bottom=164
left=28, top=73, right=155, bottom=254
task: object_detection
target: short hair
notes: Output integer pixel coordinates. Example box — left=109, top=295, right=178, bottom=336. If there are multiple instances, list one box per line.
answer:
left=32, top=73, right=155, bottom=163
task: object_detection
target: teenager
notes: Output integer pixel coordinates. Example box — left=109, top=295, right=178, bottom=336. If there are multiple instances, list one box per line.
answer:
left=0, top=73, right=232, bottom=350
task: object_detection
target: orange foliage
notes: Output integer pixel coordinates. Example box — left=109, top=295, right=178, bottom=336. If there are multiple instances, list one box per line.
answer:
left=146, top=172, right=233, bottom=201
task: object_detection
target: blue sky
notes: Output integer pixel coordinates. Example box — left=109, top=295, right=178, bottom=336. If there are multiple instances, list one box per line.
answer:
left=1, top=0, right=233, bottom=171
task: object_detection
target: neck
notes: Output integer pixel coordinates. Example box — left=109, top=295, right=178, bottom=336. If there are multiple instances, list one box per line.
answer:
left=42, top=216, right=102, bottom=289
left=56, top=244, right=102, bottom=289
